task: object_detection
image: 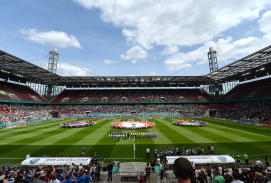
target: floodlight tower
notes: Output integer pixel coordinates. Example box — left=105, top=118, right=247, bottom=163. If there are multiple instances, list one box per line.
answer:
left=208, top=47, right=218, bottom=73
left=208, top=47, right=220, bottom=100
left=46, top=48, right=58, bottom=102
left=48, top=47, right=58, bottom=73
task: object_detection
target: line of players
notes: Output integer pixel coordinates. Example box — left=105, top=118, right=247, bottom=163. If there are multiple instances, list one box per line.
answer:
left=108, top=132, right=158, bottom=139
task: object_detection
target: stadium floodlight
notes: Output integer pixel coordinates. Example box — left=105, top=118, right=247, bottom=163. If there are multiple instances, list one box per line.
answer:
left=48, top=48, right=58, bottom=74
left=208, top=47, right=218, bottom=73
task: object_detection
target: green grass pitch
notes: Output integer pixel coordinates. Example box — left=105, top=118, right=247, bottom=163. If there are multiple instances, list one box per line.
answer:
left=1, top=118, right=271, bottom=164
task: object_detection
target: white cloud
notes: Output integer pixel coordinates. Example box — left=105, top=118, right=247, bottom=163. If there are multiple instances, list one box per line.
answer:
left=164, top=10, right=271, bottom=71
left=258, top=10, right=271, bottom=34
left=51, top=63, right=90, bottom=76
left=103, top=59, right=118, bottom=64
left=165, top=33, right=271, bottom=70
left=73, top=0, right=270, bottom=50
left=149, top=72, right=156, bottom=75
left=20, top=29, right=82, bottom=48
left=162, top=46, right=179, bottom=55
left=120, top=46, right=148, bottom=64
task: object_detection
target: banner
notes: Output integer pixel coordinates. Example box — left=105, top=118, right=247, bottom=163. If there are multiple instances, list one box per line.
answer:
left=21, top=157, right=92, bottom=166
left=225, top=119, right=233, bottom=122
left=166, top=155, right=235, bottom=165
left=256, top=123, right=271, bottom=127
left=0, top=90, right=7, bottom=95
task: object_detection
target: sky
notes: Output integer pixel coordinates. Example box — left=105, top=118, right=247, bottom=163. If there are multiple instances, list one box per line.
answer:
left=1, top=0, right=271, bottom=77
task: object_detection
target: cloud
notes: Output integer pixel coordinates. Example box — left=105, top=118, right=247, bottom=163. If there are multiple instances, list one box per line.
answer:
left=20, top=29, right=82, bottom=48
left=165, top=33, right=271, bottom=70
left=45, top=63, right=90, bottom=76
left=103, top=59, right=118, bottom=64
left=149, top=72, right=156, bottom=75
left=162, top=46, right=179, bottom=55
left=164, top=10, right=271, bottom=71
left=258, top=10, right=271, bottom=34
left=73, top=0, right=271, bottom=50
left=120, top=46, right=148, bottom=64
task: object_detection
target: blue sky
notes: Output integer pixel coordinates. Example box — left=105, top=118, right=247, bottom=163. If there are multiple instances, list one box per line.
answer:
left=1, top=0, right=271, bottom=77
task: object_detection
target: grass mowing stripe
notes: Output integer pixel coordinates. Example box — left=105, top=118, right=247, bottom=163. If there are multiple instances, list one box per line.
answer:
left=160, top=119, right=215, bottom=143
left=107, top=119, right=136, bottom=158
left=197, top=118, right=271, bottom=138
left=0, top=125, right=66, bottom=145
left=74, top=119, right=117, bottom=145
left=0, top=120, right=65, bottom=137
left=82, top=119, right=126, bottom=158
left=145, top=119, right=172, bottom=145
left=200, top=125, right=256, bottom=142
left=208, top=123, right=271, bottom=142
left=37, top=119, right=108, bottom=157
left=154, top=119, right=194, bottom=144
left=0, top=121, right=92, bottom=157
left=206, top=119, right=271, bottom=133
left=209, top=123, right=271, bottom=139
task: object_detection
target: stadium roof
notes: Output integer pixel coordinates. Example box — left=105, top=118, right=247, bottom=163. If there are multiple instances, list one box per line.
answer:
left=1, top=44, right=271, bottom=87
left=55, top=76, right=214, bottom=87
left=0, top=50, right=61, bottom=84
left=206, top=45, right=271, bottom=83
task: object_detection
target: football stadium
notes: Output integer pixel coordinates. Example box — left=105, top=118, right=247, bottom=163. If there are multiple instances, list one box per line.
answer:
left=1, top=45, right=271, bottom=182
left=1, top=1, right=271, bottom=183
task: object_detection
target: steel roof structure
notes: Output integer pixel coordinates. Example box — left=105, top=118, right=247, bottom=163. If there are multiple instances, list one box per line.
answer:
left=0, top=50, right=61, bottom=84
left=0, top=45, right=271, bottom=87
left=206, top=45, right=271, bottom=83
left=55, top=75, right=214, bottom=87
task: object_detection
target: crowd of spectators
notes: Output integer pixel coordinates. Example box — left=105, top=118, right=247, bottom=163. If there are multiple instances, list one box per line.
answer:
left=219, top=101, right=271, bottom=121
left=0, top=104, right=52, bottom=124
left=52, top=104, right=208, bottom=117
left=65, top=89, right=209, bottom=103
left=0, top=104, right=33, bottom=124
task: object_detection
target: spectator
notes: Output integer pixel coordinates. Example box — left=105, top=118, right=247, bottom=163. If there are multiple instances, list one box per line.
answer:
left=33, top=172, right=43, bottom=183
left=44, top=166, right=55, bottom=183
left=214, top=171, right=224, bottom=183
left=231, top=172, right=244, bottom=183
left=267, top=173, right=271, bottom=183
left=264, top=156, right=269, bottom=167
left=224, top=169, right=232, bottom=183
left=137, top=172, right=144, bottom=183
left=145, top=163, right=152, bottom=183
left=107, top=161, right=113, bottom=181
left=173, top=158, right=191, bottom=183
left=50, top=175, right=58, bottom=183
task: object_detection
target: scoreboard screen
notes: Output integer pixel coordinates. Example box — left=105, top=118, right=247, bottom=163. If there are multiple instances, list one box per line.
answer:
left=209, top=85, right=223, bottom=92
